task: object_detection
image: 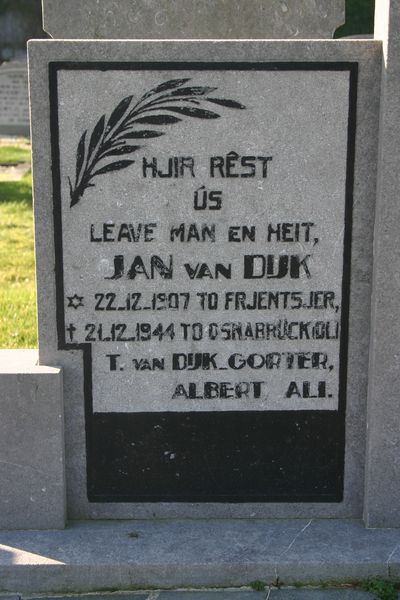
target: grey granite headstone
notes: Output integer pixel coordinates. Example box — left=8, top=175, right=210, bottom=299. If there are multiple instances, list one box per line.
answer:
left=0, top=59, right=30, bottom=137
left=28, top=39, right=381, bottom=519
left=42, top=0, right=345, bottom=40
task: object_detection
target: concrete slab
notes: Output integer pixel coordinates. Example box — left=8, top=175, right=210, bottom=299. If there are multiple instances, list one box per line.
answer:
left=0, top=519, right=399, bottom=593
left=268, top=592, right=376, bottom=598
left=160, top=592, right=376, bottom=599
left=280, top=519, right=400, bottom=581
left=382, top=541, right=400, bottom=578
left=160, top=594, right=265, bottom=600
left=21, top=592, right=379, bottom=600
left=28, top=596, right=148, bottom=600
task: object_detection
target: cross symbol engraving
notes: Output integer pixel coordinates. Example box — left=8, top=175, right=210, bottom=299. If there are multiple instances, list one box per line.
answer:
left=66, top=323, right=77, bottom=342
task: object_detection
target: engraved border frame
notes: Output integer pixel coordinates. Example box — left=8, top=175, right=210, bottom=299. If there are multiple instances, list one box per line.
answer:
left=49, top=61, right=357, bottom=503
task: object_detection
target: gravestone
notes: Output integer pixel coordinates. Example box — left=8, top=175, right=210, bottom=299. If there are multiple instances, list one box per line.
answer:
left=0, top=0, right=45, bottom=62
left=0, top=59, right=30, bottom=137
left=42, top=0, right=345, bottom=40
left=50, top=61, right=353, bottom=503
left=29, top=36, right=380, bottom=518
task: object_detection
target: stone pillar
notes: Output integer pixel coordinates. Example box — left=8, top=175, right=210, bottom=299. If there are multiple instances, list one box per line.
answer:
left=364, top=0, right=400, bottom=527
left=0, top=351, right=65, bottom=530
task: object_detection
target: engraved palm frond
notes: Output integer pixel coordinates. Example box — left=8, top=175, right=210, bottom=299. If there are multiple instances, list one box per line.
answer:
left=68, top=78, right=246, bottom=207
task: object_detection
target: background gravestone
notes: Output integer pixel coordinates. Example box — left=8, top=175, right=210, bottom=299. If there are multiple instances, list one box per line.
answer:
left=42, top=0, right=345, bottom=39
left=0, top=0, right=44, bottom=62
left=0, top=59, right=29, bottom=137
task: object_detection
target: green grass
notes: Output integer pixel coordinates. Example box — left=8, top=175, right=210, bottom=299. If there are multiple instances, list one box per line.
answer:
left=249, top=581, right=266, bottom=592
left=0, top=145, right=31, bottom=165
left=361, top=579, right=398, bottom=600
left=0, top=169, right=37, bottom=348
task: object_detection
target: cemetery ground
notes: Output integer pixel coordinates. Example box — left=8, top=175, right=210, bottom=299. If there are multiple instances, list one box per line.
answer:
left=1, top=583, right=400, bottom=600
left=0, top=138, right=36, bottom=348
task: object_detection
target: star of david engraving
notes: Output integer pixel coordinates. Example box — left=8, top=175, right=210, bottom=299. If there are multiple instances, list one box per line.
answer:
left=67, top=294, right=84, bottom=309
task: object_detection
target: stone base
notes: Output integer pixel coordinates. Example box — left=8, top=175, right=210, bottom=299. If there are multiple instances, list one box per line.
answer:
left=0, top=519, right=400, bottom=593
left=0, top=350, right=65, bottom=530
